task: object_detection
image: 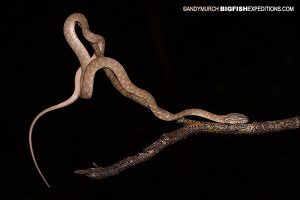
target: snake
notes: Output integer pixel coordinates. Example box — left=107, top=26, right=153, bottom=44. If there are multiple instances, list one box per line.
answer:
left=29, top=13, right=249, bottom=188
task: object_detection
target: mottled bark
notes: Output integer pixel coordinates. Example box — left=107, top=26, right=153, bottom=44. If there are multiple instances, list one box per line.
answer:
left=74, top=116, right=300, bottom=180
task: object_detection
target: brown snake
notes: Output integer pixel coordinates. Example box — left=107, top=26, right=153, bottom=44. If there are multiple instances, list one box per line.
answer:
left=29, top=13, right=249, bottom=188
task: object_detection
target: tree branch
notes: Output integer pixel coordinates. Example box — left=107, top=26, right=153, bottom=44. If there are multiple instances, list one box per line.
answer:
left=74, top=116, right=300, bottom=180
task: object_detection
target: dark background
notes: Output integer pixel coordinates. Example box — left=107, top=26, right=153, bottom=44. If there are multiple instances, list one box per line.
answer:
left=5, top=1, right=299, bottom=199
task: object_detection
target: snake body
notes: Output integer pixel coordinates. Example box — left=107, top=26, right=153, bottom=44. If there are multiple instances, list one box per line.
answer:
left=81, top=56, right=249, bottom=123
left=29, top=13, right=249, bottom=188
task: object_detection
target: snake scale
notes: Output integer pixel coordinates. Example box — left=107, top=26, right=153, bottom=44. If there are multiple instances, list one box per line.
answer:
left=29, top=13, right=249, bottom=188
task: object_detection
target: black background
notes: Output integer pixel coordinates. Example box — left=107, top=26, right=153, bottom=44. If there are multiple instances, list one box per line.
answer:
left=5, top=1, right=299, bottom=199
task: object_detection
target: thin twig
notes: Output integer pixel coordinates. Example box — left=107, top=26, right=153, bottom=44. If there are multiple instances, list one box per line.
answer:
left=74, top=116, right=300, bottom=180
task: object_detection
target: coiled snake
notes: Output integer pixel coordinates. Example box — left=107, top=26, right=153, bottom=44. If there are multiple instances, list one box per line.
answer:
left=29, top=13, right=249, bottom=188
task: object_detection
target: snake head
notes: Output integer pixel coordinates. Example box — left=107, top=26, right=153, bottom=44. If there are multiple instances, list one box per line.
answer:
left=224, top=113, right=249, bottom=124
